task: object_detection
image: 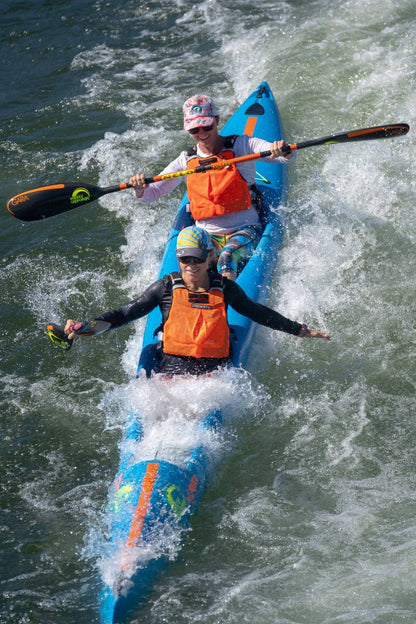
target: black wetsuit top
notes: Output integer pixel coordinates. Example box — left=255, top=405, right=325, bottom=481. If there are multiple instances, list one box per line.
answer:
left=95, top=272, right=303, bottom=375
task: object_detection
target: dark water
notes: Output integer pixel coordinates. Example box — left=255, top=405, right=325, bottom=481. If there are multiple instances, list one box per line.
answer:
left=1, top=1, right=415, bottom=623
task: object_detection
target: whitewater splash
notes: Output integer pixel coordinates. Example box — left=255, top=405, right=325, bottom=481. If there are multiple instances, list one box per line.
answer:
left=85, top=367, right=269, bottom=611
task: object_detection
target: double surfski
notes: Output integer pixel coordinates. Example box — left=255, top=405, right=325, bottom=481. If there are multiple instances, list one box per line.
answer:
left=99, top=82, right=288, bottom=623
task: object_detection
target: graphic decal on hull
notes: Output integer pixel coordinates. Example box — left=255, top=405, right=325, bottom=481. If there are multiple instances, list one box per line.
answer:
left=254, top=171, right=271, bottom=185
left=166, top=484, right=187, bottom=517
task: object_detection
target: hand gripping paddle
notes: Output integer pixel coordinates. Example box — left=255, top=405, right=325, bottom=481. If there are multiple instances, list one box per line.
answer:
left=46, top=320, right=111, bottom=350
left=8, top=123, right=409, bottom=222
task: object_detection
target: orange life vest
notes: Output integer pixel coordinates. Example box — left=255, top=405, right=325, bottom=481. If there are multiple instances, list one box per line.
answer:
left=186, top=136, right=252, bottom=221
left=162, top=273, right=230, bottom=359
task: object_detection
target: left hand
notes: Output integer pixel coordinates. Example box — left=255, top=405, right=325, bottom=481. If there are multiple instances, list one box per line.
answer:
left=305, top=328, right=331, bottom=340
left=129, top=172, right=148, bottom=198
left=269, top=140, right=292, bottom=159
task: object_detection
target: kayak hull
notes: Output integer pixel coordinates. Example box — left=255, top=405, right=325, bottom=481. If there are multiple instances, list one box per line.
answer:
left=99, top=81, right=287, bottom=624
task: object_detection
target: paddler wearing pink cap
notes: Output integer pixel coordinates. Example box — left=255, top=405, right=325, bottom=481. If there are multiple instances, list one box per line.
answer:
left=129, top=94, right=296, bottom=280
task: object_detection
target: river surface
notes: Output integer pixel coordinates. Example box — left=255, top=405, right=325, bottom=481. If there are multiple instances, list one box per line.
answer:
left=1, top=1, right=415, bottom=623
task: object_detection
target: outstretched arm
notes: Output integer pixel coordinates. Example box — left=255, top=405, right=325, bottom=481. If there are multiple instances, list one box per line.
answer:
left=224, top=279, right=330, bottom=340
left=64, top=277, right=169, bottom=340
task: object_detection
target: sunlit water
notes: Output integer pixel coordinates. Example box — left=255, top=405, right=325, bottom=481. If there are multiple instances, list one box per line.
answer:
left=1, top=1, right=415, bottom=623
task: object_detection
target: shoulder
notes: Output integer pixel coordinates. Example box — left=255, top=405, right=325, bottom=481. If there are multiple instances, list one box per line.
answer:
left=142, top=275, right=171, bottom=297
left=223, top=135, right=239, bottom=149
left=232, top=134, right=250, bottom=153
left=222, top=276, right=246, bottom=299
left=161, top=274, right=174, bottom=287
left=208, top=270, right=224, bottom=288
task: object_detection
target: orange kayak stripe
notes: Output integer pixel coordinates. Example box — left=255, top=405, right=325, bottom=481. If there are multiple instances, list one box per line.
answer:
left=126, top=462, right=159, bottom=548
left=243, top=116, right=257, bottom=137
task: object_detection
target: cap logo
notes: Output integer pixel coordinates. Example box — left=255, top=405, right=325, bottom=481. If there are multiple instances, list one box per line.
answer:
left=191, top=105, right=203, bottom=114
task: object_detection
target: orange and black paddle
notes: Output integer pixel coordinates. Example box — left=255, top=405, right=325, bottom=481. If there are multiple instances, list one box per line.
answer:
left=8, top=123, right=409, bottom=222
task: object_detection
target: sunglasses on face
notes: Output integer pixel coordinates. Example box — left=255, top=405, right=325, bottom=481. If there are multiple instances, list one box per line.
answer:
left=189, top=125, right=214, bottom=135
left=178, top=256, right=205, bottom=265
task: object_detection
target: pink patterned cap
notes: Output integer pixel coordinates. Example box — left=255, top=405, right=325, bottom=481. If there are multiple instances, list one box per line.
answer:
left=183, top=94, right=218, bottom=131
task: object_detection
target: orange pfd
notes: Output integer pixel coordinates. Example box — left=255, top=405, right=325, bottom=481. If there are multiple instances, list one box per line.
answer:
left=162, top=273, right=230, bottom=359
left=186, top=136, right=252, bottom=221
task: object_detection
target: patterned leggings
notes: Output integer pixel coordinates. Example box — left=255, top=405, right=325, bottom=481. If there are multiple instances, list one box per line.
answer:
left=210, top=225, right=262, bottom=276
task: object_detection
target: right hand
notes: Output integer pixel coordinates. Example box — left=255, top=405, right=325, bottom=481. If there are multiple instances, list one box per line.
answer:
left=129, top=173, right=148, bottom=198
left=64, top=319, right=78, bottom=340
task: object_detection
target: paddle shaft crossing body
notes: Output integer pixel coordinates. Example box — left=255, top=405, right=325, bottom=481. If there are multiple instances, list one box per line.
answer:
left=7, top=123, right=409, bottom=222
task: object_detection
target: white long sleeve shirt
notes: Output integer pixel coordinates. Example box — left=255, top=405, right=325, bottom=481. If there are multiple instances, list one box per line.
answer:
left=136, top=135, right=296, bottom=234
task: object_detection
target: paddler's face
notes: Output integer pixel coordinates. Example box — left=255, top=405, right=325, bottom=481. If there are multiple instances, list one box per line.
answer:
left=188, top=117, right=219, bottom=149
left=179, top=256, right=209, bottom=286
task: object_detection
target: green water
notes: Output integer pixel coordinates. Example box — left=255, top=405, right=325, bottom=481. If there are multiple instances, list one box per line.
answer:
left=1, top=1, right=415, bottom=623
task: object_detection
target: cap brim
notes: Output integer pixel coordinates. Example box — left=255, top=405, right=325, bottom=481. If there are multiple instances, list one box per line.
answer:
left=176, top=248, right=208, bottom=260
left=184, top=116, right=216, bottom=131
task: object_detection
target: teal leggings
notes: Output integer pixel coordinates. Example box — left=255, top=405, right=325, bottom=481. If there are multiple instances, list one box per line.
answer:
left=210, top=225, right=262, bottom=276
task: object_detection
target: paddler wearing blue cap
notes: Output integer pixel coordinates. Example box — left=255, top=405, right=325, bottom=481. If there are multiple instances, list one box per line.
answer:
left=64, top=226, right=329, bottom=376
left=128, top=94, right=296, bottom=280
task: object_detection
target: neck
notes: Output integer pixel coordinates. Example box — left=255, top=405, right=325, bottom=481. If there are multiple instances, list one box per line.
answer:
left=198, top=134, right=224, bottom=156
left=181, top=270, right=210, bottom=292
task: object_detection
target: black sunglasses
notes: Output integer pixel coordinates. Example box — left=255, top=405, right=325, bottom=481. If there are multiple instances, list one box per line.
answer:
left=189, top=124, right=214, bottom=135
left=178, top=256, right=205, bottom=265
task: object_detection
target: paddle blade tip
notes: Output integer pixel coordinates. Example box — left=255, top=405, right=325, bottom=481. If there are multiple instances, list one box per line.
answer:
left=46, top=323, right=73, bottom=350
left=388, top=122, right=410, bottom=137
left=6, top=196, right=34, bottom=221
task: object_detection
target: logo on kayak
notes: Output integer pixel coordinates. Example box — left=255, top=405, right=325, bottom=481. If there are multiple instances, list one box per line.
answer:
left=70, top=187, right=91, bottom=204
left=111, top=484, right=134, bottom=512
left=166, top=484, right=187, bottom=517
left=254, top=172, right=271, bottom=185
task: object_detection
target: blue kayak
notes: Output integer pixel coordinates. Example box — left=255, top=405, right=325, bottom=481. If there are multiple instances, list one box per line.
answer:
left=99, top=81, right=288, bottom=624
